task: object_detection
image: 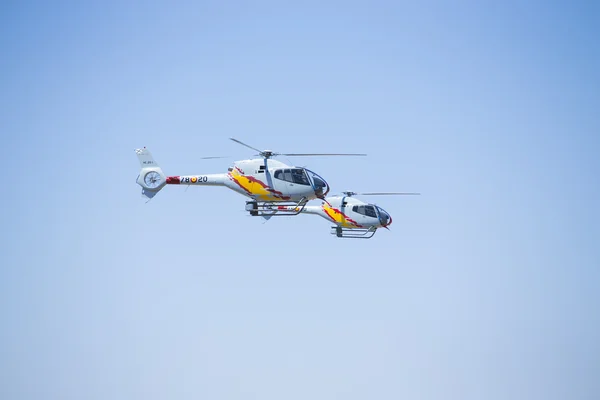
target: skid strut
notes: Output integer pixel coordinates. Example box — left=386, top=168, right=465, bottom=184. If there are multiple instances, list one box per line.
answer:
left=245, top=198, right=308, bottom=217
left=331, top=226, right=378, bottom=239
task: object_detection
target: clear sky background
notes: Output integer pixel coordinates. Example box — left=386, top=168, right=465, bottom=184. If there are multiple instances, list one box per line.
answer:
left=1, top=1, right=599, bottom=399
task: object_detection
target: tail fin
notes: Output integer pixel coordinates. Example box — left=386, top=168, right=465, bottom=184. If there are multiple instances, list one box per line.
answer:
left=135, top=148, right=166, bottom=200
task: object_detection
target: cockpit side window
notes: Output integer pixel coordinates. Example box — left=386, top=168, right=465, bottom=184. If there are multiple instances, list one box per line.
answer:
left=353, top=205, right=377, bottom=218
left=283, top=169, right=292, bottom=182
left=274, top=169, right=285, bottom=181
left=274, top=169, right=299, bottom=183
left=291, top=169, right=310, bottom=185
left=364, top=205, right=377, bottom=218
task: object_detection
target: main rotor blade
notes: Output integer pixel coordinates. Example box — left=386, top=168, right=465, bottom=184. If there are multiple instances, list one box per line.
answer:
left=229, top=138, right=263, bottom=154
left=199, top=156, right=229, bottom=159
left=359, top=192, right=421, bottom=196
left=280, top=153, right=367, bottom=157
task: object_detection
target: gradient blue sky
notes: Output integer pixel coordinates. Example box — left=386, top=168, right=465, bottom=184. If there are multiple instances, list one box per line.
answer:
left=1, top=1, right=599, bottom=399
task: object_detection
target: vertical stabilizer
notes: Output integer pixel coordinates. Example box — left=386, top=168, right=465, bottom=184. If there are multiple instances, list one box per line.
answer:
left=135, top=148, right=166, bottom=200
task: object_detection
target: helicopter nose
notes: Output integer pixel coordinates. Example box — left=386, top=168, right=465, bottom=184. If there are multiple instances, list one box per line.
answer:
left=381, top=215, right=391, bottom=227
left=378, top=208, right=392, bottom=227
left=305, top=169, right=330, bottom=199
left=313, top=176, right=329, bottom=198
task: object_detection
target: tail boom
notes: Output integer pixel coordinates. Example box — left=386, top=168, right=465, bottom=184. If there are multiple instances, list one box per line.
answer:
left=165, top=174, right=227, bottom=186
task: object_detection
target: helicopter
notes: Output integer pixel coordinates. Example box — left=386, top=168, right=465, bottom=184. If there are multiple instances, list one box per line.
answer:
left=276, top=191, right=420, bottom=238
left=135, top=138, right=366, bottom=216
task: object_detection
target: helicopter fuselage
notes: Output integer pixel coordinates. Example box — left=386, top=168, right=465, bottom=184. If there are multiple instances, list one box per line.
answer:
left=290, top=195, right=393, bottom=229
left=165, top=158, right=330, bottom=202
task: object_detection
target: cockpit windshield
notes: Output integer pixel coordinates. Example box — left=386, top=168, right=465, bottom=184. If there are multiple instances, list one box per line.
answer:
left=376, top=206, right=392, bottom=227
left=352, top=204, right=392, bottom=226
left=305, top=169, right=330, bottom=198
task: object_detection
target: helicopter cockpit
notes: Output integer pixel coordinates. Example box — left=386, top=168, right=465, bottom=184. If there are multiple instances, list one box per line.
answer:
left=273, top=168, right=330, bottom=199
left=352, top=204, right=392, bottom=227
left=274, top=168, right=310, bottom=185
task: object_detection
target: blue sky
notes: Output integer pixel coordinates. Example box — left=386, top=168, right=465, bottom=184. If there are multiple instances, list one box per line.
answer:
left=1, top=1, right=599, bottom=399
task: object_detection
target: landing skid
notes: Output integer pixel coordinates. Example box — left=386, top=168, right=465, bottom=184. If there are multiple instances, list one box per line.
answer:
left=246, top=198, right=308, bottom=217
left=331, top=226, right=377, bottom=239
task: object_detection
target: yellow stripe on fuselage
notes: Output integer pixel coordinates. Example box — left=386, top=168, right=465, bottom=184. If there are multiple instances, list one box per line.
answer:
left=322, top=204, right=362, bottom=228
left=228, top=168, right=286, bottom=201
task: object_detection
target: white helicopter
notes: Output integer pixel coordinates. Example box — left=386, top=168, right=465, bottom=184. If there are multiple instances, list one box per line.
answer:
left=135, top=138, right=365, bottom=216
left=277, top=191, right=420, bottom=238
